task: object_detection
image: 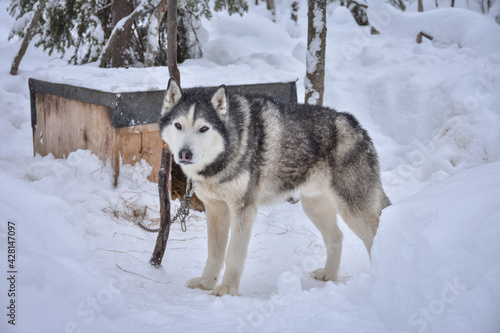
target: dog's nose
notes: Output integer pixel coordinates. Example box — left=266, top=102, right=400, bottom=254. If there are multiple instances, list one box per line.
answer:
left=179, top=148, right=193, bottom=163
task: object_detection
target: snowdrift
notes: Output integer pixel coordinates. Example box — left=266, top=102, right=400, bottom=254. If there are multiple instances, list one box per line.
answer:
left=0, top=170, right=137, bottom=332
left=367, top=0, right=500, bottom=56
left=372, top=161, right=500, bottom=333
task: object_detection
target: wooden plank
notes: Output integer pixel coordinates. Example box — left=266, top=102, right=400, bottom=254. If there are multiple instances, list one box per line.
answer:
left=140, top=124, right=164, bottom=182
left=115, top=126, right=142, bottom=165
left=33, top=93, right=47, bottom=156
left=114, top=123, right=164, bottom=182
left=33, top=92, right=117, bottom=174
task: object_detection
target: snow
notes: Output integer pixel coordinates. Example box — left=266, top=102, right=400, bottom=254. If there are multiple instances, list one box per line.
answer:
left=372, top=160, right=500, bottom=332
left=1, top=0, right=500, bottom=332
left=0, top=168, right=139, bottom=332
left=366, top=1, right=500, bottom=56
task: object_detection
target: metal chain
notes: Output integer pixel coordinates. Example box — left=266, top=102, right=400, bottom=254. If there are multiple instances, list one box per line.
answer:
left=137, top=178, right=194, bottom=233
left=178, top=178, right=195, bottom=232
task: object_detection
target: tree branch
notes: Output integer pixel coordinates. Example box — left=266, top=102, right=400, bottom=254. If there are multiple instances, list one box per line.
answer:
left=348, top=0, right=368, bottom=9
left=418, top=31, right=434, bottom=41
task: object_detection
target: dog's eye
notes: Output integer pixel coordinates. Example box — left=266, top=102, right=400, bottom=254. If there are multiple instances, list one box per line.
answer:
left=199, top=126, right=209, bottom=133
left=174, top=123, right=182, bottom=130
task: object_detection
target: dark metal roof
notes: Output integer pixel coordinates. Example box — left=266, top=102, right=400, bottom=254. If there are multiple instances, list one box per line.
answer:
left=29, top=78, right=298, bottom=128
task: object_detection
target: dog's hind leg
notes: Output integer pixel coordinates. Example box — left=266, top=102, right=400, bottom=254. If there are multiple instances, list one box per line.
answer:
left=336, top=192, right=385, bottom=257
left=187, top=199, right=230, bottom=291
left=301, top=193, right=343, bottom=282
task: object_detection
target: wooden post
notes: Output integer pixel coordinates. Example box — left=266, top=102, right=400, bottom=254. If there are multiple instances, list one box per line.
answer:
left=150, top=0, right=180, bottom=267
left=416, top=0, right=424, bottom=44
left=167, top=0, right=180, bottom=85
left=150, top=143, right=172, bottom=266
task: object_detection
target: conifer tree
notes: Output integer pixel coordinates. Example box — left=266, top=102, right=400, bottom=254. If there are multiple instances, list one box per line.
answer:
left=7, top=0, right=249, bottom=69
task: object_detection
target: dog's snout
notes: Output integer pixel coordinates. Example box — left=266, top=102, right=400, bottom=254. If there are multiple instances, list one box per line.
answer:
left=179, top=148, right=193, bottom=163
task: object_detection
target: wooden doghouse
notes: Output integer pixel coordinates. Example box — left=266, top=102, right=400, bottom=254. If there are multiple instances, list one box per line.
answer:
left=29, top=78, right=297, bottom=205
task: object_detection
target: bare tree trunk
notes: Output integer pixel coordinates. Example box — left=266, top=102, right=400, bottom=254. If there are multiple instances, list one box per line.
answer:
left=291, top=1, right=299, bottom=24
left=416, top=0, right=424, bottom=44
left=10, top=0, right=47, bottom=75
left=111, top=0, right=134, bottom=67
left=145, top=0, right=167, bottom=67
left=305, top=0, right=327, bottom=106
left=451, top=0, right=455, bottom=7
left=99, top=0, right=157, bottom=68
left=167, top=0, right=180, bottom=83
left=267, top=0, right=276, bottom=22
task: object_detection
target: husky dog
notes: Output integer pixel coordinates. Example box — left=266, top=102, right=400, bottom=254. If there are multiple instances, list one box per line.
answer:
left=159, top=78, right=390, bottom=296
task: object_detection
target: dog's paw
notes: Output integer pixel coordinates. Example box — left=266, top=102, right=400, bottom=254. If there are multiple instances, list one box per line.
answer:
left=186, top=277, right=216, bottom=290
left=311, top=268, right=337, bottom=282
left=211, top=284, right=239, bottom=297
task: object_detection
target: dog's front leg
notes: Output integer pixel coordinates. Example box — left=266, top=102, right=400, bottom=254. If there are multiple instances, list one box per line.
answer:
left=187, top=199, right=230, bottom=291
left=212, top=204, right=257, bottom=296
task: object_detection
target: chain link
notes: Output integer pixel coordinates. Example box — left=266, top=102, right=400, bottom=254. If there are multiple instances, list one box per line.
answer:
left=138, top=178, right=194, bottom=233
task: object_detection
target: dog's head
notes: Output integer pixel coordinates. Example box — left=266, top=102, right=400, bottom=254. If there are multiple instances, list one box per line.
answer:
left=159, top=78, right=228, bottom=173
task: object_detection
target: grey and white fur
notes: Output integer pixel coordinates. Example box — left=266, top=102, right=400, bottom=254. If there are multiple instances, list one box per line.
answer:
left=159, top=78, right=390, bottom=296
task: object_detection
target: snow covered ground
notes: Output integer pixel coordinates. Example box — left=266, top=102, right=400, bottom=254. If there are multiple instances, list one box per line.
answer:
left=1, top=0, right=500, bottom=332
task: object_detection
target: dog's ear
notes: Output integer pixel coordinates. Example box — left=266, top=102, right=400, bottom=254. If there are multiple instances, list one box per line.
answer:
left=211, top=85, right=228, bottom=117
left=161, top=78, right=182, bottom=115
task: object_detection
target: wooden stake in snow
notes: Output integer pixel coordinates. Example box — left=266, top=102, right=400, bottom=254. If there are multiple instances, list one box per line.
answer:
left=150, top=142, right=172, bottom=267
left=416, top=0, right=433, bottom=44
left=10, top=0, right=47, bottom=76
left=167, top=0, right=180, bottom=84
left=150, top=0, right=179, bottom=267
left=416, top=0, right=424, bottom=44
